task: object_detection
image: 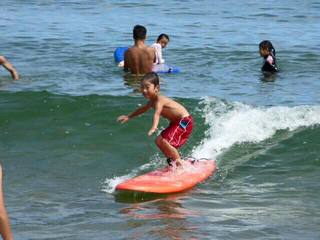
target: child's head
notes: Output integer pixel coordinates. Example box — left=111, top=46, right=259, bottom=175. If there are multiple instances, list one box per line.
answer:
left=133, top=25, right=147, bottom=40
left=140, top=72, right=160, bottom=99
left=157, top=34, right=170, bottom=49
left=142, top=72, right=159, bottom=86
left=259, top=40, right=276, bottom=57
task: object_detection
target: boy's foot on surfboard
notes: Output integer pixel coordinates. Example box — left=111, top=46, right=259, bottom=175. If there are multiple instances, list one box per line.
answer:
left=167, top=158, right=184, bottom=168
left=167, top=158, right=173, bottom=166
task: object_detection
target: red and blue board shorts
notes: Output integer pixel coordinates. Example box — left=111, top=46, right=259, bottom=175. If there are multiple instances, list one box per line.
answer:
left=161, top=115, right=193, bottom=149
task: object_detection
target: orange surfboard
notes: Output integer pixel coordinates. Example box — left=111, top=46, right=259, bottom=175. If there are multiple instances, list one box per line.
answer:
left=116, top=159, right=217, bottom=194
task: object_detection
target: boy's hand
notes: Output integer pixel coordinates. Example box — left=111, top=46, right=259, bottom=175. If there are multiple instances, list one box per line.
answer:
left=117, top=115, right=129, bottom=123
left=148, top=127, right=157, bottom=136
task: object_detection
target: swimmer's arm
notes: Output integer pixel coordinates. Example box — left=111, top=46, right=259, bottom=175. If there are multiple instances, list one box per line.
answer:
left=0, top=56, right=19, bottom=80
left=148, top=101, right=163, bottom=136
left=117, top=102, right=152, bottom=123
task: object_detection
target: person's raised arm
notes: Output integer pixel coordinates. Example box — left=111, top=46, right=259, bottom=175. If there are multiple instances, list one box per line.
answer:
left=117, top=102, right=152, bottom=124
left=0, top=165, right=13, bottom=240
left=0, top=56, right=19, bottom=80
left=148, top=101, right=163, bottom=136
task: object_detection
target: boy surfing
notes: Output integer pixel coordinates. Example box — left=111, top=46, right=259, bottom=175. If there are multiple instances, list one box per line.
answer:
left=117, top=72, right=193, bottom=167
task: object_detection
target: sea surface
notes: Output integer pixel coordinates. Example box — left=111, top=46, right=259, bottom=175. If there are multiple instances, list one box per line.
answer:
left=1, top=1, right=320, bottom=239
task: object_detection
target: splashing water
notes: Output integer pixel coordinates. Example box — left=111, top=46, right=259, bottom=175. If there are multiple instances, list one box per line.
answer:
left=192, top=97, right=320, bottom=159
left=102, top=154, right=163, bottom=193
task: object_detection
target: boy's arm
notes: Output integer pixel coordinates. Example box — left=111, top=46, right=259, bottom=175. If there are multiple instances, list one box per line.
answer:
left=117, top=102, right=152, bottom=123
left=148, top=101, right=163, bottom=136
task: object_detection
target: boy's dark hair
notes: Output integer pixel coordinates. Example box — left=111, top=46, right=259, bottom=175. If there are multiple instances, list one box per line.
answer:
left=259, top=40, right=276, bottom=56
left=133, top=25, right=147, bottom=40
left=142, top=72, right=159, bottom=86
left=157, top=33, right=169, bottom=42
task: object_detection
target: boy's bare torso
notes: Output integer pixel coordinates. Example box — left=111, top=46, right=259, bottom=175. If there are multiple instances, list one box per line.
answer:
left=149, top=95, right=189, bottom=122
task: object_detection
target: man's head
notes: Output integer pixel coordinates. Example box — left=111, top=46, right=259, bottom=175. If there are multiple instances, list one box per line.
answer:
left=133, top=25, right=147, bottom=40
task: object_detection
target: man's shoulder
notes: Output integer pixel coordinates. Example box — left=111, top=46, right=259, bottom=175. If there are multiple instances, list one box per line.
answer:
left=125, top=47, right=138, bottom=58
left=146, top=46, right=156, bottom=56
left=126, top=46, right=145, bottom=53
left=127, top=46, right=154, bottom=56
left=146, top=45, right=155, bottom=51
left=126, top=46, right=135, bottom=53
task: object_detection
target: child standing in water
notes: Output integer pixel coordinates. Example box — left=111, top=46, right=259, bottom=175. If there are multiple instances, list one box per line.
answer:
left=259, top=40, right=278, bottom=73
left=117, top=72, right=193, bottom=167
left=151, top=34, right=170, bottom=65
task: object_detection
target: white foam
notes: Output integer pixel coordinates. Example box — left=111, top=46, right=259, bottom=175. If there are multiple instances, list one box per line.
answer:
left=102, top=155, right=162, bottom=193
left=102, top=174, right=132, bottom=194
left=193, top=97, right=320, bottom=159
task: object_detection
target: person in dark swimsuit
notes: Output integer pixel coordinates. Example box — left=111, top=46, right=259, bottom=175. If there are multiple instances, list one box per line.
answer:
left=259, top=40, right=278, bottom=73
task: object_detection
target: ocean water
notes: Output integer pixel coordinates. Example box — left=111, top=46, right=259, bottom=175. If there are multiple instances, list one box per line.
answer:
left=0, top=1, right=320, bottom=239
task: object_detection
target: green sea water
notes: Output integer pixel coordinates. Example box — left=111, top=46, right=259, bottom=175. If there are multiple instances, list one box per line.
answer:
left=1, top=91, right=319, bottom=239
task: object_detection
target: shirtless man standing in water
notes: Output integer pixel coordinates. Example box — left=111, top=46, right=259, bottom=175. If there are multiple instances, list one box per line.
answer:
left=124, top=25, right=155, bottom=75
